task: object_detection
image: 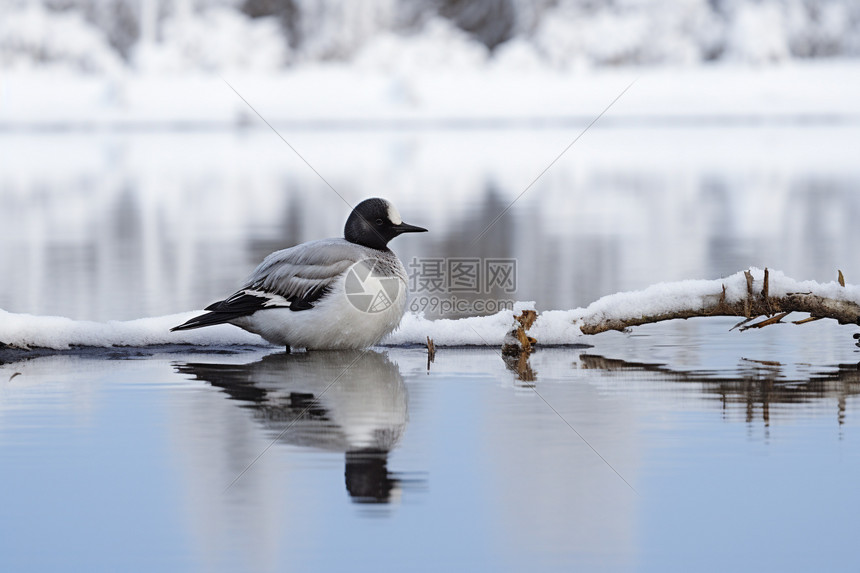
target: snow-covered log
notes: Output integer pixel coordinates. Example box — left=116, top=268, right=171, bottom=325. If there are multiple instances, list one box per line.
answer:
left=573, top=268, right=860, bottom=335
left=496, top=268, right=860, bottom=355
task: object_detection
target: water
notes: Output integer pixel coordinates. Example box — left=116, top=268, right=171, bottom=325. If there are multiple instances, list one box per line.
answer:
left=1, top=339, right=859, bottom=572
left=1, top=125, right=860, bottom=571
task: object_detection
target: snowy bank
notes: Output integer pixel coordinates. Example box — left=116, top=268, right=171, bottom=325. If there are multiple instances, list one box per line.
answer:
left=0, top=309, right=265, bottom=349
left=0, top=304, right=531, bottom=350
left=3, top=61, right=860, bottom=128
left=2, top=269, right=858, bottom=351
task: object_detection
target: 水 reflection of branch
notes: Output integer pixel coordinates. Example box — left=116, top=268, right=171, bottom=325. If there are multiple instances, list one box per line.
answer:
left=503, top=351, right=537, bottom=384
left=579, top=353, right=860, bottom=426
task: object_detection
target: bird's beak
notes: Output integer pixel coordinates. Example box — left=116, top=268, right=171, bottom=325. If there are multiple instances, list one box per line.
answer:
left=394, top=222, right=428, bottom=234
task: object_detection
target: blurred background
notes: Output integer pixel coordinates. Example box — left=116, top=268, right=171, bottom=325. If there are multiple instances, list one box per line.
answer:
left=1, top=0, right=859, bottom=320
left=3, top=0, right=860, bottom=72
left=3, top=7, right=860, bottom=571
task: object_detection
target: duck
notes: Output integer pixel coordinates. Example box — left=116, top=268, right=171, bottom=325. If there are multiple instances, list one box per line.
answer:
left=171, top=198, right=427, bottom=351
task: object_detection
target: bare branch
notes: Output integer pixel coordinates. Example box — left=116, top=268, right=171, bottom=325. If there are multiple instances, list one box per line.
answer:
left=792, top=316, right=823, bottom=325
left=426, top=336, right=436, bottom=371
left=762, top=268, right=773, bottom=316
left=740, top=311, right=790, bottom=331
left=744, top=270, right=753, bottom=318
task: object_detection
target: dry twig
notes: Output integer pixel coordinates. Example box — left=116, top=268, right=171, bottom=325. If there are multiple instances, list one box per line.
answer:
left=426, top=336, right=436, bottom=371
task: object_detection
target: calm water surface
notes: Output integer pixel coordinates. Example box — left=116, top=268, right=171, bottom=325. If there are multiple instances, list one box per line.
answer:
left=1, top=328, right=859, bottom=572
left=1, top=125, right=860, bottom=571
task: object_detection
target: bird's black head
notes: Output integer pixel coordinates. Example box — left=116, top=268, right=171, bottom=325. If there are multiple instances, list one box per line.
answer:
left=344, top=198, right=427, bottom=251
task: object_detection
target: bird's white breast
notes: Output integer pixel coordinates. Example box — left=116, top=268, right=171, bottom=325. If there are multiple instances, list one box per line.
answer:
left=233, top=251, right=409, bottom=349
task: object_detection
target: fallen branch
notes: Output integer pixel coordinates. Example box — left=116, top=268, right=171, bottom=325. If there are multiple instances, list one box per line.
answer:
left=498, top=269, right=860, bottom=355
left=576, top=268, right=860, bottom=335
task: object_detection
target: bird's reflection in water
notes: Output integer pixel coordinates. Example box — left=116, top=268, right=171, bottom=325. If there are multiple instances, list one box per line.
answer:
left=175, top=350, right=412, bottom=504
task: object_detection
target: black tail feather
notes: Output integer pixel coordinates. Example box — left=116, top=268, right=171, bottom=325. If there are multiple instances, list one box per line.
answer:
left=170, top=311, right=242, bottom=332
left=171, top=286, right=322, bottom=333
left=172, top=292, right=272, bottom=332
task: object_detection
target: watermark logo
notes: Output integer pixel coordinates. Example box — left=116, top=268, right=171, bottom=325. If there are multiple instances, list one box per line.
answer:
left=407, top=257, right=518, bottom=315
left=345, top=259, right=401, bottom=313
left=407, top=258, right=517, bottom=294
left=408, top=295, right=515, bottom=314
left=346, top=257, right=519, bottom=315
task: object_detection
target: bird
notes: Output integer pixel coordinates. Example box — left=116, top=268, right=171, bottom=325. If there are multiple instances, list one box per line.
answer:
left=171, top=198, right=427, bottom=351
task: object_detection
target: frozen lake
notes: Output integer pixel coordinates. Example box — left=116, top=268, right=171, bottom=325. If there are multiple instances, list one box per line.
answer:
left=1, top=123, right=860, bottom=571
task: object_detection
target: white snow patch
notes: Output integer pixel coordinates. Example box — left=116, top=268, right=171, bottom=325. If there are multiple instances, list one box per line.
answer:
left=383, top=302, right=534, bottom=347
left=0, top=4, right=124, bottom=74
left=723, top=2, right=791, bottom=63
left=353, top=18, right=489, bottom=73
left=133, top=9, right=289, bottom=73
left=0, top=303, right=534, bottom=350
left=0, top=309, right=266, bottom=350
left=3, top=61, right=860, bottom=128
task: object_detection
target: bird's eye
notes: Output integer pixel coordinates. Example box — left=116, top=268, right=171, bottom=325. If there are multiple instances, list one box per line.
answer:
left=375, top=218, right=384, bottom=225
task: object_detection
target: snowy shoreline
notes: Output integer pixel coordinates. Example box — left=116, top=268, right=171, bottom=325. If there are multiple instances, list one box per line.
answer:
left=3, top=269, right=858, bottom=351
left=4, top=61, right=860, bottom=129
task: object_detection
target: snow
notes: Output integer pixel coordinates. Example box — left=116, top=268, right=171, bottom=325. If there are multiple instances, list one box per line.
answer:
left=0, top=4, right=124, bottom=74
left=2, top=270, right=857, bottom=350
left=2, top=0, right=860, bottom=127
left=3, top=60, right=860, bottom=128
left=0, top=304, right=527, bottom=350
left=0, top=308, right=264, bottom=350
left=3, top=0, right=859, bottom=74
left=723, top=2, right=791, bottom=63
left=133, top=9, right=289, bottom=73
left=353, top=18, right=489, bottom=72
left=528, top=1, right=714, bottom=67
left=580, top=267, right=860, bottom=323
left=384, top=302, right=533, bottom=347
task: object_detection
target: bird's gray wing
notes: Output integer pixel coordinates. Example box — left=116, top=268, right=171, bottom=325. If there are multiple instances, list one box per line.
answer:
left=170, top=240, right=363, bottom=332
left=244, top=239, right=362, bottom=303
